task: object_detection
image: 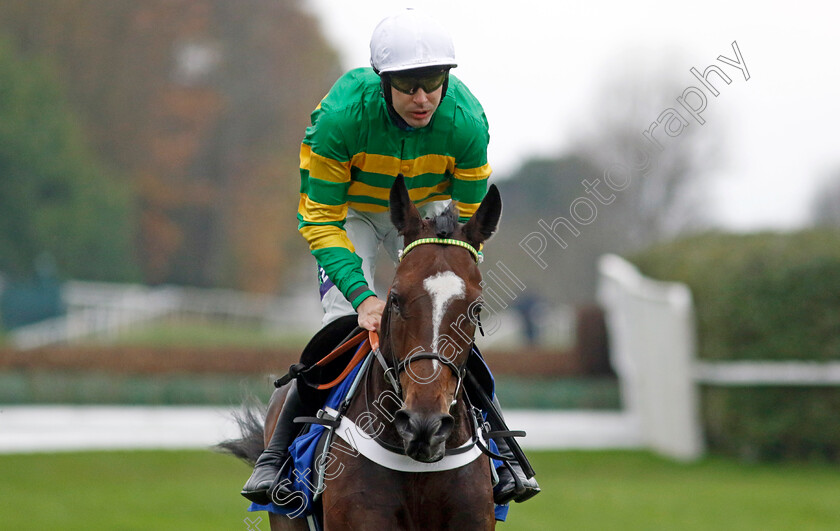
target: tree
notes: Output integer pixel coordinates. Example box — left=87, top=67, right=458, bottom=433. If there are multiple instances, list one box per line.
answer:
left=811, top=169, right=840, bottom=228
left=492, top=155, right=608, bottom=303
left=571, top=50, right=721, bottom=248
left=489, top=50, right=722, bottom=304
left=0, top=37, right=136, bottom=281
left=0, top=0, right=341, bottom=292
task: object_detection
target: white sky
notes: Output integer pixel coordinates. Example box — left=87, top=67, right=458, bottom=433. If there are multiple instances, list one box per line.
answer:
left=303, top=0, right=840, bottom=231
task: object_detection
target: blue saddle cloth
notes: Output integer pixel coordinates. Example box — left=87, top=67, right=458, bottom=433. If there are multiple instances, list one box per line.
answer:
left=248, top=345, right=510, bottom=522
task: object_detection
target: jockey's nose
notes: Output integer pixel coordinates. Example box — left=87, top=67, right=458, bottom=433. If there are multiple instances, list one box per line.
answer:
left=394, top=409, right=454, bottom=462
left=412, top=89, right=429, bottom=103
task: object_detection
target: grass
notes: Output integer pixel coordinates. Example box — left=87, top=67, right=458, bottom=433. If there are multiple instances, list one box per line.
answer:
left=525, top=451, right=840, bottom=530
left=87, top=320, right=313, bottom=349
left=495, top=376, right=621, bottom=410
left=1, top=450, right=838, bottom=530
left=0, top=370, right=277, bottom=405
left=0, top=370, right=619, bottom=410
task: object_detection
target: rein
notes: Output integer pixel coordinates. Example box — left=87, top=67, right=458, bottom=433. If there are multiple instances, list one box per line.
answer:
left=274, top=330, right=370, bottom=391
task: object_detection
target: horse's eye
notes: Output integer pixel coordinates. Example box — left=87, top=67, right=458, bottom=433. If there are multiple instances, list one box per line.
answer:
left=390, top=293, right=402, bottom=315
left=470, top=303, right=483, bottom=320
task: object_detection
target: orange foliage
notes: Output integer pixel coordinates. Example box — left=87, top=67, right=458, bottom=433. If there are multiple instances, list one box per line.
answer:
left=0, top=0, right=340, bottom=291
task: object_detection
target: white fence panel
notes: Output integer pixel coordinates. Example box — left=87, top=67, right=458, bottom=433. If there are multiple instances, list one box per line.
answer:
left=597, top=254, right=705, bottom=461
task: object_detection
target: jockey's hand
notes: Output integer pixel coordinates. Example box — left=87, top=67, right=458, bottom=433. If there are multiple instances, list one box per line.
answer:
left=357, top=295, right=385, bottom=332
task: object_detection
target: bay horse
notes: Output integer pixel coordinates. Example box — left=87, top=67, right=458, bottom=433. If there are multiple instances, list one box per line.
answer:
left=224, top=175, right=503, bottom=530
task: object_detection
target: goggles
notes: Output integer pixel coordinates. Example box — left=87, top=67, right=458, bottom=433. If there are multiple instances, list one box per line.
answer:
left=389, top=69, right=448, bottom=95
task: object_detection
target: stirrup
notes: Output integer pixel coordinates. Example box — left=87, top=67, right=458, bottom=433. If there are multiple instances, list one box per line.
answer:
left=267, top=476, right=300, bottom=508
left=494, top=460, right=541, bottom=505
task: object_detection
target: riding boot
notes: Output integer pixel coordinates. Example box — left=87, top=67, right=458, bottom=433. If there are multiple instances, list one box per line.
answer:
left=490, top=395, right=541, bottom=505
left=241, top=381, right=310, bottom=505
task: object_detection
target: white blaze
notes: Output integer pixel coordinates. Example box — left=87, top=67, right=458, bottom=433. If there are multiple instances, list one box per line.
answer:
left=423, top=271, right=465, bottom=366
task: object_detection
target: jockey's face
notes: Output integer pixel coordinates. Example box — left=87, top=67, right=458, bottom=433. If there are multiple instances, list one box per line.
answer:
left=390, top=85, right=442, bottom=129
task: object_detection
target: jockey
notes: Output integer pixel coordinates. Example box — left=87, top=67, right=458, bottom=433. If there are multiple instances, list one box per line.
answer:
left=241, top=9, right=539, bottom=508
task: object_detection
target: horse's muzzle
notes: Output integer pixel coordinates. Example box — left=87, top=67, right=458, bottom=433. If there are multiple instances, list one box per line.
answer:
left=393, top=409, right=454, bottom=462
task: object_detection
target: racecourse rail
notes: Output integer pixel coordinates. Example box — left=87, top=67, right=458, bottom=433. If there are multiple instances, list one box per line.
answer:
left=0, top=406, right=642, bottom=454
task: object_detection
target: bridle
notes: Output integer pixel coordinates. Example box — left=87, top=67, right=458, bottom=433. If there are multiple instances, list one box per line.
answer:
left=373, top=321, right=467, bottom=408
left=374, top=237, right=482, bottom=407
left=356, top=237, right=518, bottom=463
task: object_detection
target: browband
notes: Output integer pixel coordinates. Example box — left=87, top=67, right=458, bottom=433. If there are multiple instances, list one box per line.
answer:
left=398, top=237, right=483, bottom=264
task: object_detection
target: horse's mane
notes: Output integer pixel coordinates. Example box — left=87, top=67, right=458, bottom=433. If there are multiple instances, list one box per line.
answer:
left=430, top=203, right=459, bottom=238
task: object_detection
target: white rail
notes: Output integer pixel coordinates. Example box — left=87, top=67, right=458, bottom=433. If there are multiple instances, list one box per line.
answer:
left=9, top=281, right=321, bottom=350
left=694, top=361, right=840, bottom=386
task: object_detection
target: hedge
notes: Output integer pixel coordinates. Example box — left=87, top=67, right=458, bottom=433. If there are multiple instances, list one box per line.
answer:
left=630, top=229, right=840, bottom=461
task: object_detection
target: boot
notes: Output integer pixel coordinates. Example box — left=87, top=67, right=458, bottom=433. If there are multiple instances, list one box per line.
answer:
left=241, top=381, right=311, bottom=505
left=490, top=395, right=541, bottom=505
left=492, top=435, right=541, bottom=504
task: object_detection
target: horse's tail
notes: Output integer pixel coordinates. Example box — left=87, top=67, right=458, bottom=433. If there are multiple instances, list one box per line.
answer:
left=215, top=398, right=265, bottom=466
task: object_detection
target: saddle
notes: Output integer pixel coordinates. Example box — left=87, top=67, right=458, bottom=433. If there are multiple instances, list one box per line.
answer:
left=274, top=315, right=361, bottom=404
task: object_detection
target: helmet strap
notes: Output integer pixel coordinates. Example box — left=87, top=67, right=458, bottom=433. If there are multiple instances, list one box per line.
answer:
left=379, top=74, right=413, bottom=131
left=441, top=72, right=450, bottom=100
left=387, top=101, right=414, bottom=131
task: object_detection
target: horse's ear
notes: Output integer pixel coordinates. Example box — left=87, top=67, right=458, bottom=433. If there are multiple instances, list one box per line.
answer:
left=390, top=174, right=422, bottom=238
left=461, top=184, right=502, bottom=247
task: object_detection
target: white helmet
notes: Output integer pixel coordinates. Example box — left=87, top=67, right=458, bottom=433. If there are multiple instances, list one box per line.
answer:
left=370, top=9, right=457, bottom=74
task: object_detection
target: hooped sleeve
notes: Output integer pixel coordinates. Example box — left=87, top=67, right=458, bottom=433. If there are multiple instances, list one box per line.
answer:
left=451, top=110, right=491, bottom=222
left=297, top=108, right=375, bottom=309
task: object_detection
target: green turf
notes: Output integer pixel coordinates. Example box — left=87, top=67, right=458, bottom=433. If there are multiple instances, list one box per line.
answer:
left=524, top=451, right=840, bottom=530
left=0, top=371, right=620, bottom=409
left=89, top=321, right=312, bottom=349
left=495, top=376, right=621, bottom=410
left=0, top=370, right=276, bottom=405
left=1, top=450, right=838, bottom=530
left=0, top=450, right=249, bottom=530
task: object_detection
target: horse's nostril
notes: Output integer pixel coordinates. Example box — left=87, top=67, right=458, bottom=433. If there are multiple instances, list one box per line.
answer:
left=435, top=414, right=454, bottom=440
left=394, top=409, right=414, bottom=439
left=394, top=409, right=454, bottom=463
left=395, top=409, right=453, bottom=445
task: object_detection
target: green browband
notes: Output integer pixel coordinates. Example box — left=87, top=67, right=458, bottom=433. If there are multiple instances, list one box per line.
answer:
left=398, top=237, right=483, bottom=264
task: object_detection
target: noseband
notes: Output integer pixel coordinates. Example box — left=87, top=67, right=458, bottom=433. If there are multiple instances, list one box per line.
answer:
left=377, top=342, right=467, bottom=406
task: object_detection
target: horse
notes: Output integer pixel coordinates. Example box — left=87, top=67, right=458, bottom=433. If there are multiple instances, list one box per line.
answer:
left=222, top=175, right=503, bottom=530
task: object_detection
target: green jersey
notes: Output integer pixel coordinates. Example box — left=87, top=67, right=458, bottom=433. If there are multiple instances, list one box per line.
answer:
left=297, top=67, right=492, bottom=309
